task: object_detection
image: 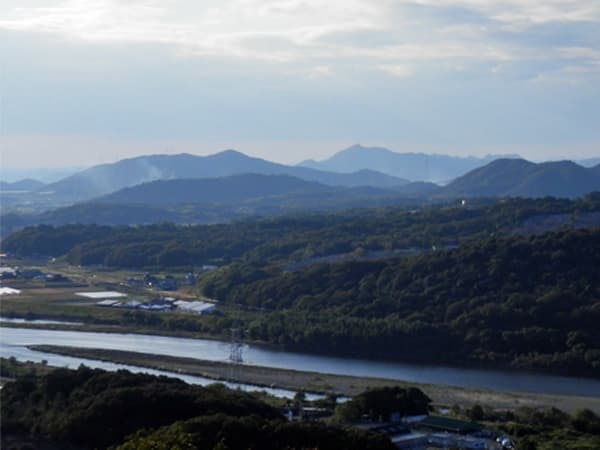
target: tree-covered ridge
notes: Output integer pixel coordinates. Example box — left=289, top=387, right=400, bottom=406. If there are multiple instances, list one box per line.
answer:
left=199, top=228, right=600, bottom=375
left=0, top=366, right=393, bottom=450
left=118, top=415, right=394, bottom=450
left=334, top=386, right=431, bottom=422
left=465, top=406, right=600, bottom=450
left=1, top=366, right=278, bottom=448
left=3, top=195, right=599, bottom=268
left=443, top=159, right=600, bottom=198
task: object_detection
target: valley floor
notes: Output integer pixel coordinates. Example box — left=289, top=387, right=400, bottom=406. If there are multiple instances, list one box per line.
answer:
left=29, top=344, right=600, bottom=414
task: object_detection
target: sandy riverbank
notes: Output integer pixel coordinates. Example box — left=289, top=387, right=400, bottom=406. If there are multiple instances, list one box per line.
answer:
left=29, top=344, right=600, bottom=414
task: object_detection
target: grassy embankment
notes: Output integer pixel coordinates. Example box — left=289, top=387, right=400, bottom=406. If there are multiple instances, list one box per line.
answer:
left=29, top=344, right=600, bottom=415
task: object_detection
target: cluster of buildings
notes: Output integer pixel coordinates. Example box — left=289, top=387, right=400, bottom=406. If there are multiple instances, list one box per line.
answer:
left=1, top=266, right=72, bottom=296
left=126, top=274, right=181, bottom=291
left=0, top=266, right=70, bottom=283
left=127, top=268, right=215, bottom=291
left=174, top=300, right=217, bottom=314
left=364, top=415, right=512, bottom=450
left=85, top=291, right=217, bottom=315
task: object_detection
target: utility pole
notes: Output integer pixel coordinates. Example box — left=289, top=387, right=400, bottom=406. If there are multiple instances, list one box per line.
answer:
left=228, top=327, right=244, bottom=385
left=229, top=327, right=244, bottom=363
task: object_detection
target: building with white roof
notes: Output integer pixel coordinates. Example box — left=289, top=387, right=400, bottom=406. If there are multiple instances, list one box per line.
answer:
left=76, top=291, right=127, bottom=299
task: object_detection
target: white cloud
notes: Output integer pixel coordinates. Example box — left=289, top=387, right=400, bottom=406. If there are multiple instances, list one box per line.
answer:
left=558, top=46, right=600, bottom=60
left=0, top=0, right=598, bottom=80
left=410, top=0, right=600, bottom=25
left=1, top=1, right=599, bottom=165
left=308, top=65, right=334, bottom=79
left=377, top=64, right=414, bottom=78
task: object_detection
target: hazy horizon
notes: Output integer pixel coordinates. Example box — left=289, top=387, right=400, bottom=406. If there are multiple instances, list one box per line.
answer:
left=1, top=143, right=599, bottom=178
left=2, top=1, right=599, bottom=170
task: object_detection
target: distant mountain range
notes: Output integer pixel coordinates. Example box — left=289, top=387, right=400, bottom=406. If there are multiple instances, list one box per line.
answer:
left=40, top=150, right=408, bottom=202
left=0, top=179, right=45, bottom=191
left=0, top=167, right=82, bottom=184
left=442, top=159, right=600, bottom=198
left=0, top=174, right=434, bottom=235
left=1, top=149, right=599, bottom=236
left=299, top=145, right=520, bottom=183
left=95, top=158, right=600, bottom=205
left=7, top=148, right=597, bottom=207
left=577, top=158, right=600, bottom=168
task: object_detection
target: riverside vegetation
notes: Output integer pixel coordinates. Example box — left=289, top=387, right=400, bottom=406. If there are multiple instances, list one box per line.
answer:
left=1, top=362, right=599, bottom=450
left=0, top=362, right=393, bottom=450
left=2, top=196, right=600, bottom=377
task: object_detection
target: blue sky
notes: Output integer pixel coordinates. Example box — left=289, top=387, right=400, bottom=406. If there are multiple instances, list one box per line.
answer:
left=1, top=0, right=599, bottom=168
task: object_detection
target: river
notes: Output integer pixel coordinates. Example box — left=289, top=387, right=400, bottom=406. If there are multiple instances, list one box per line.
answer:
left=0, top=326, right=323, bottom=400
left=2, top=325, right=599, bottom=397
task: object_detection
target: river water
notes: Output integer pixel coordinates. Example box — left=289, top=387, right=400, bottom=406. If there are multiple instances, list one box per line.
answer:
left=0, top=326, right=321, bottom=399
left=1, top=317, right=83, bottom=326
left=2, top=325, right=599, bottom=397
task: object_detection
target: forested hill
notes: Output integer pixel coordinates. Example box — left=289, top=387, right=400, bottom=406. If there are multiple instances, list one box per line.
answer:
left=1, top=366, right=391, bottom=450
left=98, top=174, right=332, bottom=205
left=3, top=195, right=600, bottom=268
left=94, top=173, right=434, bottom=206
left=199, top=227, right=600, bottom=376
left=443, top=159, right=600, bottom=198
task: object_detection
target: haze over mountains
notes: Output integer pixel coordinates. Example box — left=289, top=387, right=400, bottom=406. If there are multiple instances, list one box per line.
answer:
left=40, top=150, right=408, bottom=202
left=0, top=179, right=45, bottom=192
left=0, top=146, right=598, bottom=236
left=96, top=157, right=598, bottom=207
left=0, top=174, right=433, bottom=236
left=299, top=145, right=521, bottom=183
left=578, top=158, right=600, bottom=168
left=3, top=146, right=598, bottom=204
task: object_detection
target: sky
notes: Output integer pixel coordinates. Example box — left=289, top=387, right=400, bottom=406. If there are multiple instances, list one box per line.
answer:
left=1, top=0, right=599, bottom=169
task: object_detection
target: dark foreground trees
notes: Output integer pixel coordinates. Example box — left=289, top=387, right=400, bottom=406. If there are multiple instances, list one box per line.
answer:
left=0, top=366, right=393, bottom=450
left=335, top=386, right=431, bottom=422
left=118, top=415, right=393, bottom=450
left=485, top=407, right=600, bottom=450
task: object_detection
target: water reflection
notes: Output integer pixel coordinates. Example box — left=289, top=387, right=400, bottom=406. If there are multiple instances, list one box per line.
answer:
left=2, top=326, right=599, bottom=397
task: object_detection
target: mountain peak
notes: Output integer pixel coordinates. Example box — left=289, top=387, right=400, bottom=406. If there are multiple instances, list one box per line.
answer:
left=212, top=149, right=248, bottom=158
left=346, top=144, right=367, bottom=151
left=300, top=145, right=513, bottom=182
left=443, top=158, right=599, bottom=198
left=484, top=157, right=534, bottom=167
left=341, top=144, right=390, bottom=155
